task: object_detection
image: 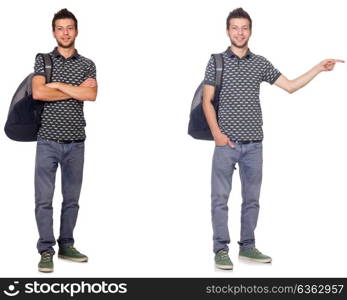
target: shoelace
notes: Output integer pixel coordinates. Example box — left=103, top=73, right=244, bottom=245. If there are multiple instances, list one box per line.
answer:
left=253, top=248, right=262, bottom=255
left=69, top=247, right=80, bottom=253
left=219, top=251, right=229, bottom=259
left=42, top=253, right=52, bottom=262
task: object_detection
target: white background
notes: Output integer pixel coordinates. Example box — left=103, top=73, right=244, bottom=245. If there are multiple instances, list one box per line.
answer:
left=0, top=0, right=346, bottom=277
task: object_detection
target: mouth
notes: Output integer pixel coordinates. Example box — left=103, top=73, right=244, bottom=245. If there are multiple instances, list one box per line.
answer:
left=235, top=37, right=245, bottom=43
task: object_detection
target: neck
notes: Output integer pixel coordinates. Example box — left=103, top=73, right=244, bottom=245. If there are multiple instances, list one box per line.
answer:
left=230, top=45, right=248, bottom=58
left=57, top=46, right=76, bottom=59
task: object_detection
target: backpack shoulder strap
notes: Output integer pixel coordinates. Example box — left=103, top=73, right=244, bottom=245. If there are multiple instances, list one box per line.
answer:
left=212, top=53, right=223, bottom=88
left=36, top=53, right=53, bottom=83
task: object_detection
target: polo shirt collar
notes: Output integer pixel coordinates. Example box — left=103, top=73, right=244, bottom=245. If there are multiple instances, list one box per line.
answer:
left=226, top=47, right=252, bottom=59
left=52, top=47, right=80, bottom=59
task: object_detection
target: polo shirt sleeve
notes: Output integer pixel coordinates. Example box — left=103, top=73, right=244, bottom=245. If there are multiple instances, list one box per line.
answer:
left=262, top=58, right=281, bottom=85
left=85, top=60, right=97, bottom=80
left=34, top=55, right=46, bottom=77
left=203, top=56, right=216, bottom=86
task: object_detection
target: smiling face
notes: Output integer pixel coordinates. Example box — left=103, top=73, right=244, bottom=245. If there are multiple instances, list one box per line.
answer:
left=227, top=18, right=251, bottom=49
left=53, top=18, right=78, bottom=49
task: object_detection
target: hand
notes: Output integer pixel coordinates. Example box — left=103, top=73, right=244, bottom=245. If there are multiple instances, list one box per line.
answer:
left=80, top=78, right=97, bottom=87
left=213, top=131, right=235, bottom=148
left=317, top=59, right=344, bottom=72
left=46, top=82, right=60, bottom=89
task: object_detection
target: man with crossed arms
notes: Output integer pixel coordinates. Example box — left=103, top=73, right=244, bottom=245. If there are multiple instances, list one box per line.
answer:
left=32, top=9, right=97, bottom=272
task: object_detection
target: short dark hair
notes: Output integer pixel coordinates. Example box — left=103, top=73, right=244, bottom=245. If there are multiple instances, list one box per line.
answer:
left=52, top=8, right=78, bottom=31
left=226, top=8, right=252, bottom=30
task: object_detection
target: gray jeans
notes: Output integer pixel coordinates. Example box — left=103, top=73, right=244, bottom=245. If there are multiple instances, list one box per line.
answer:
left=211, top=142, right=263, bottom=253
left=34, top=138, right=84, bottom=254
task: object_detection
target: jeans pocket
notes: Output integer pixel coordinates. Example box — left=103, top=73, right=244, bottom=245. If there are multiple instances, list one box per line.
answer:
left=37, top=138, right=50, bottom=145
left=253, top=142, right=263, bottom=149
left=74, top=142, right=85, bottom=149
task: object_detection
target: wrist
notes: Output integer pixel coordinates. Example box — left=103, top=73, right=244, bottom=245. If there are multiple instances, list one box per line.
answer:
left=212, top=129, right=222, bottom=138
left=314, top=64, right=322, bottom=73
left=56, top=82, right=66, bottom=90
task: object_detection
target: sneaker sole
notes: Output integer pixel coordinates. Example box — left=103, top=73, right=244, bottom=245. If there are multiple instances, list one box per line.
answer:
left=58, top=254, right=88, bottom=262
left=215, top=263, right=233, bottom=270
left=238, top=255, right=272, bottom=263
left=38, top=267, right=53, bottom=273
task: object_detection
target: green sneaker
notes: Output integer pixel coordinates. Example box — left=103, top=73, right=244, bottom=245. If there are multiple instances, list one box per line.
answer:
left=239, top=247, right=272, bottom=263
left=38, top=251, right=54, bottom=273
left=58, top=246, right=88, bottom=262
left=215, top=250, right=233, bottom=270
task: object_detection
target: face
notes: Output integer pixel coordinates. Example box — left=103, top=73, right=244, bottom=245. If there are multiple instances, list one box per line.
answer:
left=227, top=18, right=251, bottom=49
left=53, top=18, right=78, bottom=49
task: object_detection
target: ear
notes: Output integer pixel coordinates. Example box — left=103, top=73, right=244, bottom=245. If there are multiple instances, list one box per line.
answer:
left=226, top=28, right=231, bottom=39
left=76, top=29, right=79, bottom=37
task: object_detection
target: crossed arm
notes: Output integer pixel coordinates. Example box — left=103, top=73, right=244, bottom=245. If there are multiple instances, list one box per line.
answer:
left=203, top=58, right=344, bottom=147
left=32, top=76, right=97, bottom=101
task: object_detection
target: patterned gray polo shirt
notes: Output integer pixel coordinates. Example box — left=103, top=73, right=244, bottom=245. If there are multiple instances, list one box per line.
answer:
left=204, top=48, right=281, bottom=141
left=34, top=48, right=96, bottom=141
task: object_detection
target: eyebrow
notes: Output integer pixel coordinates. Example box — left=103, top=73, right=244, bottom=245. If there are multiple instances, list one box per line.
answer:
left=55, top=25, right=75, bottom=29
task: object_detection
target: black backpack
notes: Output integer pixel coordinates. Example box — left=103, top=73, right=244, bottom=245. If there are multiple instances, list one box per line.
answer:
left=4, top=53, right=53, bottom=142
left=188, top=53, right=223, bottom=140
